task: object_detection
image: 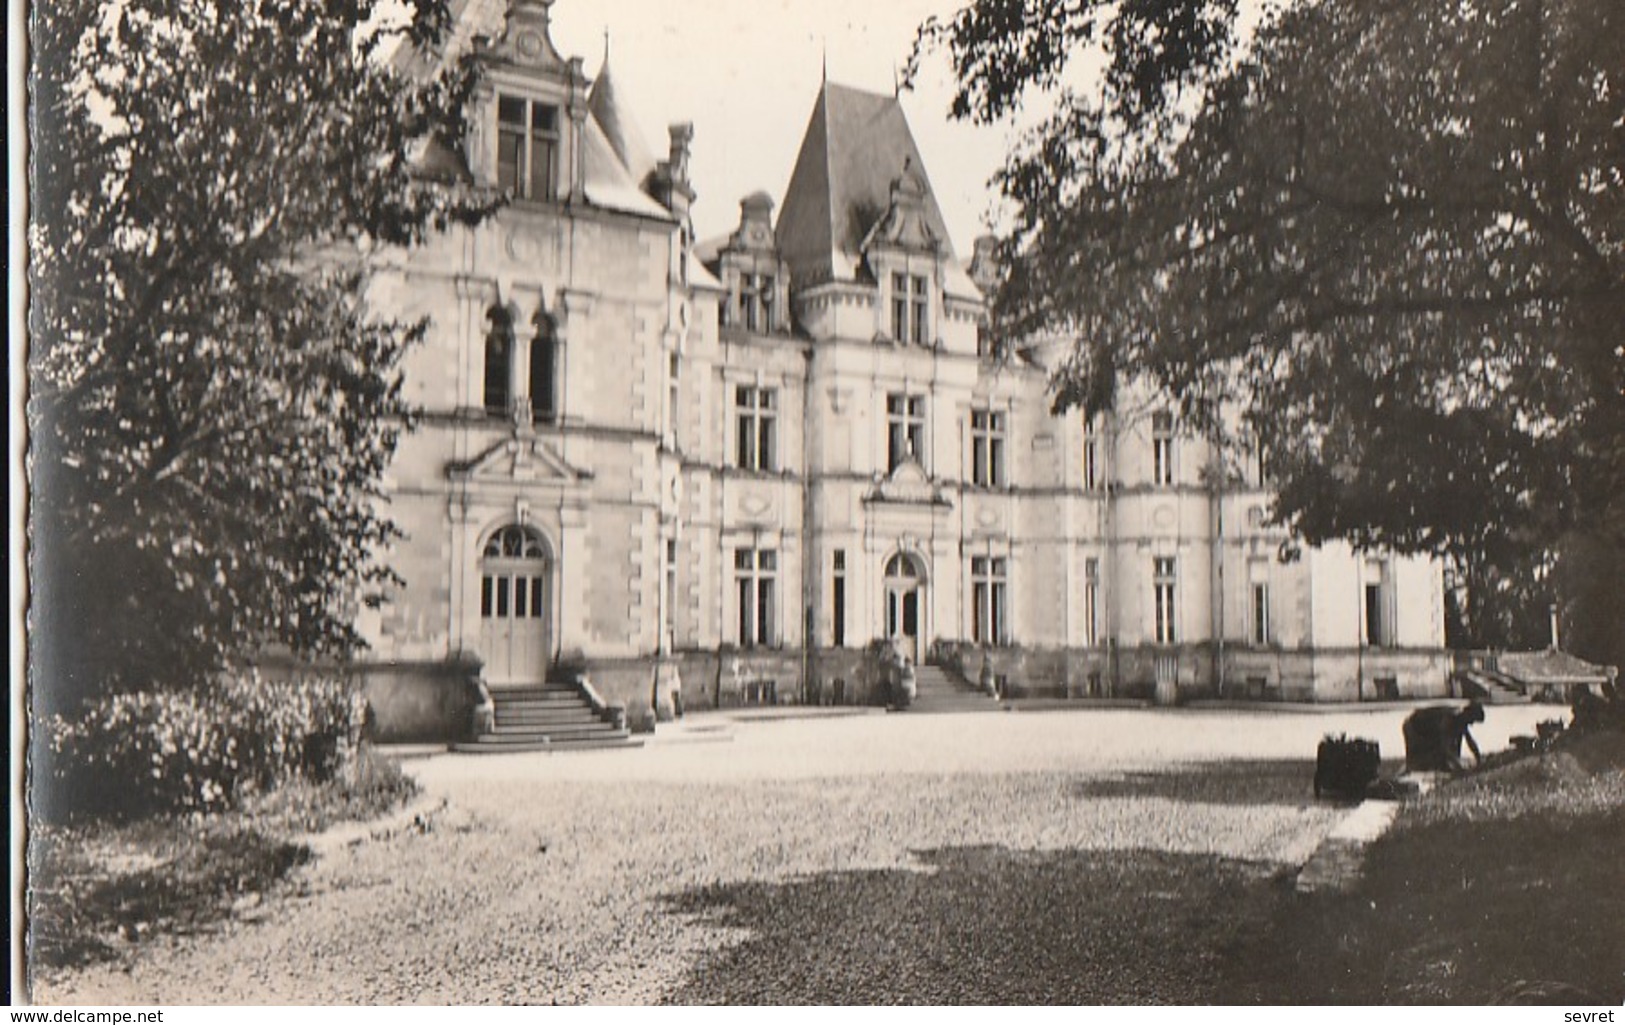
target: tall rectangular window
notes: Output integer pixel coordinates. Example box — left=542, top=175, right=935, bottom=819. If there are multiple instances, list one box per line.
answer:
left=497, top=95, right=559, bottom=201
left=1365, top=582, right=1386, bottom=647
left=971, top=556, right=1009, bottom=646
left=1252, top=582, right=1270, bottom=645
left=1152, top=411, right=1175, bottom=487
left=738, top=272, right=776, bottom=332
left=529, top=319, right=558, bottom=424
left=484, top=316, right=512, bottom=416
left=891, top=272, right=928, bottom=343
left=832, top=550, right=847, bottom=648
left=735, top=385, right=777, bottom=471
left=887, top=393, right=926, bottom=472
left=666, top=353, right=680, bottom=444
left=664, top=538, right=678, bottom=649
left=735, top=548, right=777, bottom=646
left=1084, top=416, right=1101, bottom=490
left=1085, top=557, right=1100, bottom=647
left=970, top=408, right=1007, bottom=487
left=1153, top=556, right=1177, bottom=644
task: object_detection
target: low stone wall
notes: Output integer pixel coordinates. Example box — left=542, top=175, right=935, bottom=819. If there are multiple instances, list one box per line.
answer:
left=340, top=641, right=1455, bottom=740
left=1308, top=648, right=1451, bottom=702
left=550, top=658, right=659, bottom=731
left=353, top=659, right=480, bottom=743
left=808, top=648, right=889, bottom=706
left=666, top=651, right=721, bottom=712
left=934, top=643, right=1117, bottom=700
left=1223, top=649, right=1317, bottom=702
left=712, top=650, right=804, bottom=708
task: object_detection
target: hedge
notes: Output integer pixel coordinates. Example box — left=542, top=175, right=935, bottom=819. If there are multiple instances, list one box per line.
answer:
left=46, top=673, right=369, bottom=819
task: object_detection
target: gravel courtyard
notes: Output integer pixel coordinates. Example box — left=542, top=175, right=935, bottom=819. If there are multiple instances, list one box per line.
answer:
left=34, top=704, right=1556, bottom=1004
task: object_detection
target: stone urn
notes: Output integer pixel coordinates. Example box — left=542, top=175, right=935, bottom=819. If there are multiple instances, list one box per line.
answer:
left=468, top=676, right=495, bottom=738
left=894, top=660, right=917, bottom=708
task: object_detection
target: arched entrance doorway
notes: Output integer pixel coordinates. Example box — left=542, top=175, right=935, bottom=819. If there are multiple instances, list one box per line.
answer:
left=883, top=552, right=927, bottom=665
left=479, top=524, right=552, bottom=684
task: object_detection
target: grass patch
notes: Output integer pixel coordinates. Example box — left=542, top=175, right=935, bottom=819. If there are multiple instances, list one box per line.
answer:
left=1220, top=730, right=1625, bottom=1004
left=27, top=745, right=416, bottom=974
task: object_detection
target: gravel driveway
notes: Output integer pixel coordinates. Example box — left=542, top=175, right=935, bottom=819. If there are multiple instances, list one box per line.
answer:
left=35, top=704, right=1556, bottom=1004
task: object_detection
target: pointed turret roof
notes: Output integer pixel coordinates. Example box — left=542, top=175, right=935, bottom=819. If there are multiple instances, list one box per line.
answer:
left=775, top=81, right=977, bottom=299
left=589, top=54, right=659, bottom=186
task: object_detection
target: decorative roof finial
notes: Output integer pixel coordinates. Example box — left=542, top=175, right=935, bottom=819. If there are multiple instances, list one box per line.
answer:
left=821, top=38, right=827, bottom=84
left=603, top=26, right=610, bottom=63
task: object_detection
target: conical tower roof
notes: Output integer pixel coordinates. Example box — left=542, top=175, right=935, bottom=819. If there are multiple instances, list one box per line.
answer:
left=775, top=81, right=962, bottom=288
left=589, top=53, right=659, bottom=186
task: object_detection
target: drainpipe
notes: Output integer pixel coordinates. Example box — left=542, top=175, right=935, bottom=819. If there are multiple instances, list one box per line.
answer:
left=1105, top=408, right=1120, bottom=696
left=1214, top=475, right=1226, bottom=700
left=1355, top=559, right=1364, bottom=702
left=801, top=346, right=815, bottom=703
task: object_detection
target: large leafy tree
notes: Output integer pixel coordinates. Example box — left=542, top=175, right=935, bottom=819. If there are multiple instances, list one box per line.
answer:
left=29, top=0, right=491, bottom=708
left=915, top=0, right=1623, bottom=663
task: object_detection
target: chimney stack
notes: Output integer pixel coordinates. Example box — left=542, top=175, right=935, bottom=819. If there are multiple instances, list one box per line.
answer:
left=654, top=122, right=696, bottom=221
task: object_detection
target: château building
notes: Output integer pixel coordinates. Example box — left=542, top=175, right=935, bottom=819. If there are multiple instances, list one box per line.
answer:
left=356, top=0, right=1450, bottom=739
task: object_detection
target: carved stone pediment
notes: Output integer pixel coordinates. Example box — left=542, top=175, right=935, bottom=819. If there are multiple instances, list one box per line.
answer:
left=450, top=436, right=591, bottom=487
left=860, top=159, right=945, bottom=257
left=864, top=459, right=950, bottom=507
left=474, top=0, right=569, bottom=74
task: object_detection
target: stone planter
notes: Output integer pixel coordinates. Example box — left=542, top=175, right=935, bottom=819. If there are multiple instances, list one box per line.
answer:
left=895, top=663, right=917, bottom=708
left=468, top=676, right=495, bottom=738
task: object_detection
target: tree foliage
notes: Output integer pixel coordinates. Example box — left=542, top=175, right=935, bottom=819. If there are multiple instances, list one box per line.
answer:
left=915, top=0, right=1623, bottom=660
left=28, top=0, right=492, bottom=705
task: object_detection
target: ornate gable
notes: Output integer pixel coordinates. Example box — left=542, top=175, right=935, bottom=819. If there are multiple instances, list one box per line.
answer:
left=861, top=160, right=943, bottom=258
left=864, top=458, right=950, bottom=507
left=474, top=0, right=569, bottom=73
left=449, top=436, right=592, bottom=487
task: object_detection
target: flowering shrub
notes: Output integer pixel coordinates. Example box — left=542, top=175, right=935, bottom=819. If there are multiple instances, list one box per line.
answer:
left=47, top=673, right=369, bottom=819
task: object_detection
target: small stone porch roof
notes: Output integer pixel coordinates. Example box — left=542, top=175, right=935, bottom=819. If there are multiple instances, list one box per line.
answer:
left=1498, top=648, right=1616, bottom=686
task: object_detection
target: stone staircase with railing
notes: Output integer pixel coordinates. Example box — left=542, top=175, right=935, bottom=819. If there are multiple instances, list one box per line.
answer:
left=910, top=663, right=1001, bottom=714
left=452, top=676, right=642, bottom=753
left=1450, top=667, right=1530, bottom=704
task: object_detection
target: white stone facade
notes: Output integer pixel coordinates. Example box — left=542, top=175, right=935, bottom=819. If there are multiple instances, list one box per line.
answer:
left=356, top=1, right=1448, bottom=735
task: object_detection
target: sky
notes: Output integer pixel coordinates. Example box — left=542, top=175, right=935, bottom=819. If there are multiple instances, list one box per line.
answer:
left=544, top=0, right=1028, bottom=256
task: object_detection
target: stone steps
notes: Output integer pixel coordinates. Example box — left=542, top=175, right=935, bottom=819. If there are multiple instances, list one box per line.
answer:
left=452, top=681, right=641, bottom=754
left=908, top=665, right=1000, bottom=714
left=1451, top=668, right=1531, bottom=704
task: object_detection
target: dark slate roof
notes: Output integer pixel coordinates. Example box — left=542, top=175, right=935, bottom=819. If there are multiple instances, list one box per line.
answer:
left=1500, top=649, right=1615, bottom=684
left=775, top=82, right=974, bottom=296
left=389, top=0, right=507, bottom=78
left=414, top=133, right=473, bottom=184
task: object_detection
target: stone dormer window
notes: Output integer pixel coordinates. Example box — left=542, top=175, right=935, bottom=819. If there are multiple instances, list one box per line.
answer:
left=497, top=94, right=560, bottom=201
left=472, top=0, right=586, bottom=204
left=891, top=271, right=928, bottom=345
left=718, top=191, right=788, bottom=335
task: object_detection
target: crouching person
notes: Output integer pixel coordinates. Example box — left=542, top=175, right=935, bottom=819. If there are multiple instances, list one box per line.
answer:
left=1403, top=701, right=1485, bottom=772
